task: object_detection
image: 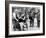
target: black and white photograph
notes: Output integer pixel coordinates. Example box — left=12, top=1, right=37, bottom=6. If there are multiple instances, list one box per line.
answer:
left=5, top=1, right=45, bottom=37
left=12, top=7, right=40, bottom=31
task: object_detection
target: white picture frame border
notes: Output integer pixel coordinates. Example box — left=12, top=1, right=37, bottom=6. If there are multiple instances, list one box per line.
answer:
left=9, top=4, right=43, bottom=35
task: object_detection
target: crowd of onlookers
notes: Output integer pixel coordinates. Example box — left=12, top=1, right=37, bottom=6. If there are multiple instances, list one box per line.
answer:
left=12, top=7, right=40, bottom=31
